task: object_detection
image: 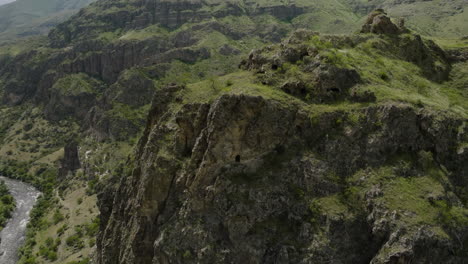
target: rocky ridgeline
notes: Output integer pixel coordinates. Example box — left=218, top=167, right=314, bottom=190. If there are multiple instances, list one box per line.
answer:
left=240, top=30, right=367, bottom=103
left=240, top=24, right=450, bottom=103
left=0, top=0, right=309, bottom=142
left=48, top=0, right=306, bottom=47
left=0, top=2, right=456, bottom=143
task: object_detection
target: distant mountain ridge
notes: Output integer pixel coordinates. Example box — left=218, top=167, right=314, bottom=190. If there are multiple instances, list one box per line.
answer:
left=0, top=0, right=15, bottom=7
left=0, top=0, right=94, bottom=43
left=0, top=0, right=466, bottom=44
left=347, top=0, right=468, bottom=38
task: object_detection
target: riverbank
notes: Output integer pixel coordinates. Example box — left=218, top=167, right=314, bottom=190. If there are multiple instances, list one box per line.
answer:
left=0, top=176, right=41, bottom=264
left=0, top=179, right=15, bottom=230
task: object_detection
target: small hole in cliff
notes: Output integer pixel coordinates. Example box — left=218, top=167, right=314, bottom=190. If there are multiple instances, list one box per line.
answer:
left=235, top=155, right=241, bottom=163
left=296, top=125, right=302, bottom=134
left=183, top=148, right=192, bottom=157
left=272, top=64, right=279, bottom=70
left=274, top=145, right=285, bottom=154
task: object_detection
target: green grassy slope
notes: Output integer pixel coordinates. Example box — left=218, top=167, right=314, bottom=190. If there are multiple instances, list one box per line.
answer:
left=94, top=29, right=468, bottom=262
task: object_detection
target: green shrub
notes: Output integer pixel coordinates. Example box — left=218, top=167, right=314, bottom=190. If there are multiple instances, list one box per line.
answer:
left=66, top=258, right=90, bottom=264
left=84, top=217, right=100, bottom=236
left=57, top=224, right=67, bottom=236
left=66, top=234, right=84, bottom=249
left=38, top=237, right=60, bottom=261
left=53, top=209, right=65, bottom=224
left=0, top=181, right=15, bottom=228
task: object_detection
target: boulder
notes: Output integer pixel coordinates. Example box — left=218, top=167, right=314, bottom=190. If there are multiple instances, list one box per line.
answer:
left=313, top=64, right=361, bottom=99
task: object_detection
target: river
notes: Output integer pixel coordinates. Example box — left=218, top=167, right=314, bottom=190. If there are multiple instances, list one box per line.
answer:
left=0, top=176, right=41, bottom=264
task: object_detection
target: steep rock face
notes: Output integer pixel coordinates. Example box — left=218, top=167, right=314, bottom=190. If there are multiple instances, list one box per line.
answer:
left=97, top=89, right=467, bottom=263
left=42, top=73, right=104, bottom=121
left=95, top=22, right=468, bottom=264
left=44, top=88, right=98, bottom=122
left=83, top=106, right=142, bottom=141
left=0, top=49, right=65, bottom=105
left=59, top=140, right=81, bottom=178
left=104, top=70, right=155, bottom=107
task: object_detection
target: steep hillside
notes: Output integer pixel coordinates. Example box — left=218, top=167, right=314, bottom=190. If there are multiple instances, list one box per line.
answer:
left=0, top=1, right=466, bottom=264
left=0, top=1, right=365, bottom=263
left=47, top=0, right=362, bottom=47
left=0, top=0, right=365, bottom=144
left=96, top=16, right=468, bottom=263
left=0, top=0, right=466, bottom=44
left=0, top=0, right=94, bottom=43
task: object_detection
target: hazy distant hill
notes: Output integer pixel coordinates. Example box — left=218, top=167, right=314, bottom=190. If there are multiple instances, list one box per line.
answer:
left=0, top=0, right=15, bottom=6
left=0, top=0, right=465, bottom=44
left=346, top=0, right=468, bottom=38
left=0, top=0, right=94, bottom=42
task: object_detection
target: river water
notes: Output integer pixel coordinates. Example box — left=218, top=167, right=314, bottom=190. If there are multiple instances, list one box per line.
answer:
left=0, top=176, right=41, bottom=264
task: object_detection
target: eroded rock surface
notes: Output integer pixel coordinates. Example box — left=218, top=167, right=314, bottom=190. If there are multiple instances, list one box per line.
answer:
left=97, top=91, right=467, bottom=263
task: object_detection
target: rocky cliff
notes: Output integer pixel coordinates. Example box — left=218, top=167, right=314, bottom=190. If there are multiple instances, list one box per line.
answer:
left=96, top=19, right=468, bottom=264
left=98, top=96, right=467, bottom=263
left=0, top=0, right=467, bottom=263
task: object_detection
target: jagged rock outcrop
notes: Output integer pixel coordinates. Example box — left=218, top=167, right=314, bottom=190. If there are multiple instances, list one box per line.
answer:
left=59, top=140, right=81, bottom=178
left=84, top=106, right=145, bottom=141
left=447, top=48, right=468, bottom=63
left=104, top=69, right=155, bottom=107
left=240, top=31, right=366, bottom=103
left=360, top=9, right=406, bottom=35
